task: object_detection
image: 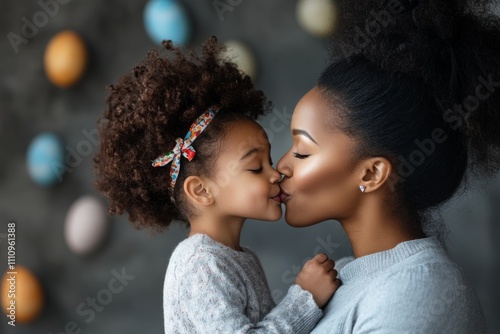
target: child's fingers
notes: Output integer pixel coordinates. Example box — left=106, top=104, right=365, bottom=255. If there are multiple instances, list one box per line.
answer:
left=313, top=253, right=329, bottom=263
left=330, top=269, right=338, bottom=279
left=322, top=259, right=335, bottom=271
left=333, top=278, right=341, bottom=290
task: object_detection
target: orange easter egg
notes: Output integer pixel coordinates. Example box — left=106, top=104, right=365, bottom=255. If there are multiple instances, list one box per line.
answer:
left=44, top=30, right=88, bottom=87
left=1, top=266, right=45, bottom=323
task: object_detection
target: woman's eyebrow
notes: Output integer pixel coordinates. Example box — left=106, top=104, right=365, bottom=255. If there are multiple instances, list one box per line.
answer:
left=292, top=129, right=319, bottom=145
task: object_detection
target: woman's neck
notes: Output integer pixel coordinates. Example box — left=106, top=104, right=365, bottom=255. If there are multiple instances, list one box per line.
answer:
left=340, top=196, right=425, bottom=258
left=189, top=215, right=245, bottom=251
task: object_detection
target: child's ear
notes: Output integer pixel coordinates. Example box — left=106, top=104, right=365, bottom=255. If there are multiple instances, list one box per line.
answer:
left=183, top=175, right=214, bottom=206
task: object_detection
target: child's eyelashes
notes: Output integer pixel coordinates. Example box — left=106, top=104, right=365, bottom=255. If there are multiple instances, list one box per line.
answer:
left=249, top=167, right=263, bottom=173
left=293, top=152, right=310, bottom=159
left=248, top=157, right=274, bottom=173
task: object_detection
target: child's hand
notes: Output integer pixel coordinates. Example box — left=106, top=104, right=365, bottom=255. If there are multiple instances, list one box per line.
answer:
left=295, top=253, right=340, bottom=308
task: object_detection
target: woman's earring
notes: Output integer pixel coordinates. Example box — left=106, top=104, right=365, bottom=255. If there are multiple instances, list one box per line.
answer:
left=359, top=185, right=366, bottom=193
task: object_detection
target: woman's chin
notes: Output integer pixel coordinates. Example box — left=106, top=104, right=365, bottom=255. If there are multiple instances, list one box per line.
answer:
left=284, top=212, right=317, bottom=228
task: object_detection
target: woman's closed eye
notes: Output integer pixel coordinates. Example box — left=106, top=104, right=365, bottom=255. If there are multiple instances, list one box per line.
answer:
left=293, top=152, right=310, bottom=159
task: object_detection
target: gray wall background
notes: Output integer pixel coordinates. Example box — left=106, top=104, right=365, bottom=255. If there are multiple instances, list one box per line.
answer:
left=0, top=0, right=498, bottom=333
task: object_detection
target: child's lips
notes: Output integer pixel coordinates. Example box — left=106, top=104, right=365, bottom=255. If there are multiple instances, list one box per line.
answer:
left=271, top=190, right=282, bottom=203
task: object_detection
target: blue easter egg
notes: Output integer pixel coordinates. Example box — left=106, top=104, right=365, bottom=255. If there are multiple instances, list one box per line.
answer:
left=144, top=0, right=190, bottom=45
left=27, top=132, right=65, bottom=186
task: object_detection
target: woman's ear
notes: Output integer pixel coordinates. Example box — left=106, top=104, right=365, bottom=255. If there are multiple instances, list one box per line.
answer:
left=183, top=176, right=214, bottom=206
left=358, top=157, right=393, bottom=193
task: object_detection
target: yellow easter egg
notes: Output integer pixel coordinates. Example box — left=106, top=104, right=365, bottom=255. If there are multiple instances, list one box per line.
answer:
left=1, top=265, right=45, bottom=323
left=44, top=30, right=88, bottom=88
left=221, top=40, right=257, bottom=81
left=297, top=0, right=338, bottom=37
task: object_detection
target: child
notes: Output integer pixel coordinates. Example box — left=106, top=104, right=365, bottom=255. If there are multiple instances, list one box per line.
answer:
left=93, top=36, right=340, bottom=333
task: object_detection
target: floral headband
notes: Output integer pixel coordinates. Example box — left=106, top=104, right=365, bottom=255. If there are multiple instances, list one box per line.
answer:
left=151, top=106, right=219, bottom=201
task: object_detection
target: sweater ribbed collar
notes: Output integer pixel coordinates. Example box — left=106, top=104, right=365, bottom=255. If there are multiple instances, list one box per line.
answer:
left=339, top=236, right=443, bottom=283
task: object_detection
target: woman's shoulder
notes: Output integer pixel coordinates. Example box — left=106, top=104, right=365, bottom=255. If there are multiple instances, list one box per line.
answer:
left=385, top=237, right=467, bottom=283
left=353, top=242, right=485, bottom=332
left=366, top=240, right=484, bottom=328
left=373, top=237, right=473, bottom=296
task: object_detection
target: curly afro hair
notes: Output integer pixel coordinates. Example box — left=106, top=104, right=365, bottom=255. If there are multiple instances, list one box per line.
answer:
left=320, top=0, right=500, bottom=231
left=93, top=36, right=271, bottom=232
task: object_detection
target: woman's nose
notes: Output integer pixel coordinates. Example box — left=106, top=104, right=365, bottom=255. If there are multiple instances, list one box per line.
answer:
left=277, top=153, right=292, bottom=178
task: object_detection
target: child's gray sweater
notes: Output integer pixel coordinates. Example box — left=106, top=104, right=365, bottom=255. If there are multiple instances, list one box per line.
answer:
left=163, top=233, right=322, bottom=333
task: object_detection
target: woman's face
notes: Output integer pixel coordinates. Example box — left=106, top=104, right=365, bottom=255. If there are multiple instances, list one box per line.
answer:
left=277, top=86, right=363, bottom=227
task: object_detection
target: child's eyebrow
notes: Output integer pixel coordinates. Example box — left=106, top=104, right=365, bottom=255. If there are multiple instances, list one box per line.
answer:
left=240, top=146, right=264, bottom=161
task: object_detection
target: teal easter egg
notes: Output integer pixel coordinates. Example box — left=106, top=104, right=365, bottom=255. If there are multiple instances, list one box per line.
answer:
left=144, top=0, right=190, bottom=45
left=27, top=132, right=65, bottom=186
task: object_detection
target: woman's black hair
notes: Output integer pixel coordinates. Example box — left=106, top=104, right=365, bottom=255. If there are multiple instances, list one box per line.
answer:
left=318, top=0, right=500, bottom=231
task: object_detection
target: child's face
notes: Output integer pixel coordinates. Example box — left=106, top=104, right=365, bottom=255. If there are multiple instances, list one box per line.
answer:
left=209, top=119, right=283, bottom=221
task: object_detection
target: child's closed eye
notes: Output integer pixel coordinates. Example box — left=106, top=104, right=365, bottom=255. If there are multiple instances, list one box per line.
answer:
left=249, top=167, right=263, bottom=173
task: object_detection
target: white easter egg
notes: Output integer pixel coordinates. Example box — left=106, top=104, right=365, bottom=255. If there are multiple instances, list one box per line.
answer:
left=297, top=0, right=338, bottom=37
left=65, top=196, right=108, bottom=255
left=222, top=40, right=257, bottom=81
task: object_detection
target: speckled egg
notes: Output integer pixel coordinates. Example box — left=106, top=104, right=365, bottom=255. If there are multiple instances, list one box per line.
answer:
left=26, top=132, right=65, bottom=186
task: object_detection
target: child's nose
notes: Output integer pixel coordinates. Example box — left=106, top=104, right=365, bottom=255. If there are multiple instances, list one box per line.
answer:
left=269, top=168, right=281, bottom=184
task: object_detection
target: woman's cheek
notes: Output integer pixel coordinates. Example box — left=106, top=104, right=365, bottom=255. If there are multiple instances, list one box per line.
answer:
left=294, top=157, right=332, bottom=193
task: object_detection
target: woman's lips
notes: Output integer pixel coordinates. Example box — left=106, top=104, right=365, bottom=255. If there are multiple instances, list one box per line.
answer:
left=279, top=188, right=291, bottom=203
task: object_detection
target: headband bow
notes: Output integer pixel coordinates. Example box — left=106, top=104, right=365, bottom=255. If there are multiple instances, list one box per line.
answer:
left=152, top=106, right=219, bottom=199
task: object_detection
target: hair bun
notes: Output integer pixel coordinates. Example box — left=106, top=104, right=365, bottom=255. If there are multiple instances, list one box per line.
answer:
left=330, top=0, right=500, bottom=176
left=332, top=0, right=467, bottom=76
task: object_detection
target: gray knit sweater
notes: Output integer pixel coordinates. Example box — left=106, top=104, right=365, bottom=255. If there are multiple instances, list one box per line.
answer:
left=163, top=234, right=322, bottom=333
left=311, top=236, right=485, bottom=334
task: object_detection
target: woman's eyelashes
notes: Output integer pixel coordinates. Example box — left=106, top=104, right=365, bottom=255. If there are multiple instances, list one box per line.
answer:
left=293, top=152, right=310, bottom=159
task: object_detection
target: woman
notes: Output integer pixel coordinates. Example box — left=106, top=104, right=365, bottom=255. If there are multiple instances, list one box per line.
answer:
left=277, top=0, right=500, bottom=332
